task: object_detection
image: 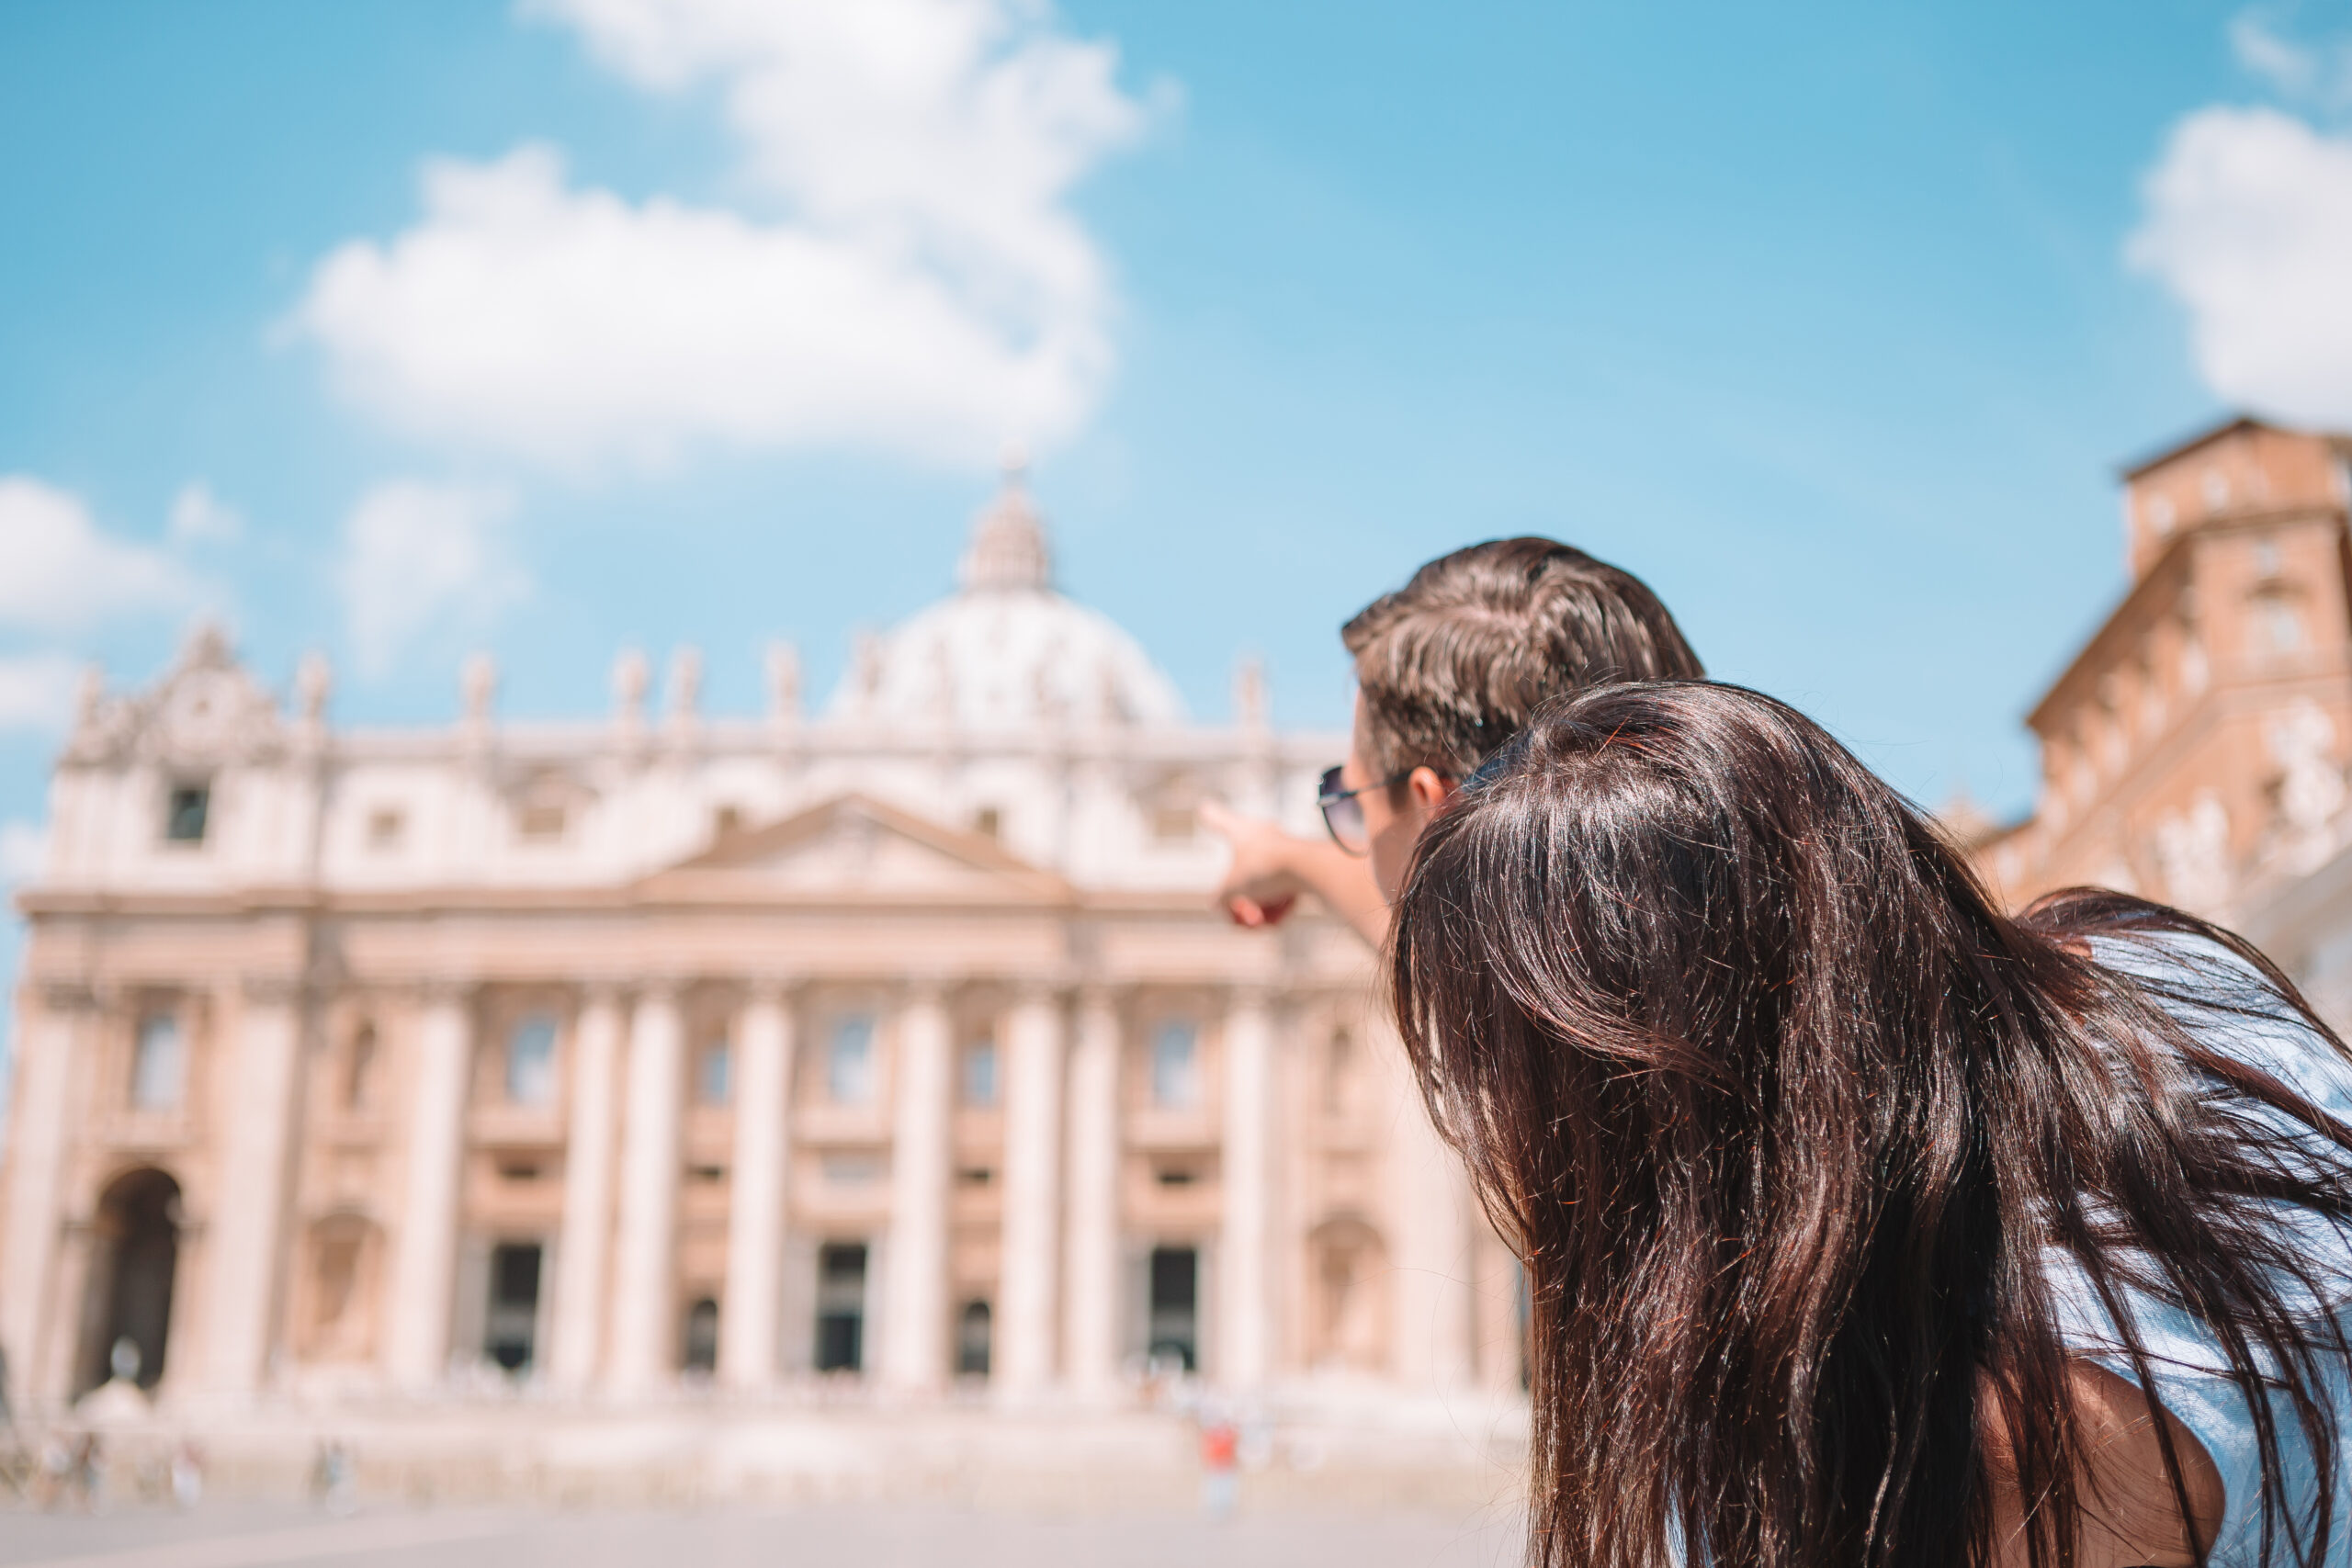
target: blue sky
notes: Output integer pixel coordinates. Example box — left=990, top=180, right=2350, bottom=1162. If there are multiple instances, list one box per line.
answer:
left=3, top=0, right=2351, bottom=1024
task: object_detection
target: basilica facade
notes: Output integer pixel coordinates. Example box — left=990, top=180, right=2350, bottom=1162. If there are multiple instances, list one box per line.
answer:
left=0, top=474, right=1522, bottom=1427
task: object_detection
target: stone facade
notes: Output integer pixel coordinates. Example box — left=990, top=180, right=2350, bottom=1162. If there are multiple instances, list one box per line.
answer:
left=1973, top=416, right=2352, bottom=952
left=0, top=471, right=1524, bottom=1425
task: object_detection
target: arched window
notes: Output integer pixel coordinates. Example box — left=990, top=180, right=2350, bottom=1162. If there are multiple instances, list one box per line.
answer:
left=1150, top=1020, right=1198, bottom=1108
left=828, top=1015, right=876, bottom=1105
left=130, top=1013, right=185, bottom=1111
left=505, top=1015, right=558, bottom=1106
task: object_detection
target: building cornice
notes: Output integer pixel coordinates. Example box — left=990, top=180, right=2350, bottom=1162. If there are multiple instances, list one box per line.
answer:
left=2025, top=503, right=2349, bottom=735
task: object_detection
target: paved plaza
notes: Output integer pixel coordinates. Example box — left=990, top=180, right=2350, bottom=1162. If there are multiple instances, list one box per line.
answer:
left=0, top=1502, right=1524, bottom=1568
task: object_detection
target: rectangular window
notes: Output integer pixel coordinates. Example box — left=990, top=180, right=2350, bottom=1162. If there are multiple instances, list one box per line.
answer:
left=483, top=1242, right=542, bottom=1372
left=1148, top=1246, right=1198, bottom=1372
left=828, top=1015, right=876, bottom=1105
left=696, top=1039, right=732, bottom=1106
left=130, top=1013, right=186, bottom=1111
left=960, top=1036, right=999, bottom=1107
left=164, top=783, right=209, bottom=844
left=820, top=1153, right=884, bottom=1187
left=815, top=1243, right=867, bottom=1373
left=2256, top=595, right=2305, bottom=655
left=516, top=802, right=567, bottom=841
left=1150, top=1020, right=1199, bottom=1108
left=505, top=1015, right=559, bottom=1106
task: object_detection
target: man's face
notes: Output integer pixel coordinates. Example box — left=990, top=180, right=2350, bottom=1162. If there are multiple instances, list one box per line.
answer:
left=1346, top=693, right=1452, bottom=907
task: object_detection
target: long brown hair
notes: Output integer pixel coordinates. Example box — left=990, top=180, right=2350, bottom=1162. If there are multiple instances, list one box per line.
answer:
left=1390, top=681, right=2352, bottom=1568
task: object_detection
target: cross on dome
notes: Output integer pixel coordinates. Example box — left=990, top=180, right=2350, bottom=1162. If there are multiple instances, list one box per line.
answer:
left=957, top=448, right=1052, bottom=593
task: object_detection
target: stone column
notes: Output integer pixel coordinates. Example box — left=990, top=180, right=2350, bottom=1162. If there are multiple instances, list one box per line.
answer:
left=720, top=982, right=795, bottom=1389
left=608, top=983, right=684, bottom=1395
left=549, top=987, right=624, bottom=1390
left=385, top=985, right=474, bottom=1386
left=1061, top=988, right=1123, bottom=1396
left=1386, top=1013, right=1477, bottom=1391
left=199, top=976, right=305, bottom=1395
left=1219, top=987, right=1274, bottom=1389
left=997, top=986, right=1065, bottom=1397
left=1475, top=1214, right=1527, bottom=1394
left=1, top=986, right=89, bottom=1403
left=880, top=982, right=952, bottom=1393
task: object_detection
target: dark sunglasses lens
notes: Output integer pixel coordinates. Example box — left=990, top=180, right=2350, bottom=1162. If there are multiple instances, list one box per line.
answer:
left=1322, top=794, right=1368, bottom=854
left=1317, top=765, right=1345, bottom=800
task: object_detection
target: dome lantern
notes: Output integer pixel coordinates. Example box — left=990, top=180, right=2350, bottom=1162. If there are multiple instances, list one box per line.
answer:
left=828, top=459, right=1183, bottom=730
left=957, top=450, right=1052, bottom=594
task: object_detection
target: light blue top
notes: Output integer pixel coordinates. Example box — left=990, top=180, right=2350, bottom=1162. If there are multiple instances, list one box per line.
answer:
left=2048, top=933, right=2352, bottom=1566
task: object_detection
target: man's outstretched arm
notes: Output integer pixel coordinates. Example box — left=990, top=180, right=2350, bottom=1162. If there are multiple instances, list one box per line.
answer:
left=1199, top=800, right=1390, bottom=947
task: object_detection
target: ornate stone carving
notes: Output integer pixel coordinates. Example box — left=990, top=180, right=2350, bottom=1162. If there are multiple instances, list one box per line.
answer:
left=2153, top=789, right=2233, bottom=915
left=66, top=623, right=287, bottom=771
left=763, top=641, right=801, bottom=725
left=296, top=653, right=334, bottom=728
left=1233, top=655, right=1269, bottom=733
left=667, top=646, right=703, bottom=721
left=611, top=649, right=649, bottom=728
left=2268, top=698, right=2346, bottom=874
left=461, top=653, right=497, bottom=728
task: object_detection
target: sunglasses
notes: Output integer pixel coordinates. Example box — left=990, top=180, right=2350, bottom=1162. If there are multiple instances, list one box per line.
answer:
left=1317, top=764, right=1413, bottom=856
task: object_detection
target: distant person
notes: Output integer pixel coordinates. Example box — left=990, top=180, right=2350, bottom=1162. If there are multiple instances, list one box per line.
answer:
left=1392, top=681, right=2352, bottom=1568
left=1204, top=538, right=1701, bottom=944
left=1197, top=1411, right=1239, bottom=1521
left=170, top=1439, right=204, bottom=1510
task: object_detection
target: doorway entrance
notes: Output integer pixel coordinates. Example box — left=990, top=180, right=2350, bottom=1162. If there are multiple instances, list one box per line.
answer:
left=1147, top=1246, right=1198, bottom=1372
left=483, top=1242, right=543, bottom=1372
left=814, top=1242, right=867, bottom=1372
left=77, top=1168, right=180, bottom=1395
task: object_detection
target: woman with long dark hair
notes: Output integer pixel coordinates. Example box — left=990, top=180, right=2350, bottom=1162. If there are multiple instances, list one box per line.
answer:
left=1390, top=681, right=2352, bottom=1568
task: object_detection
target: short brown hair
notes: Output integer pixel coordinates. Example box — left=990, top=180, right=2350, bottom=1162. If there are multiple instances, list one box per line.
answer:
left=1341, top=537, right=1701, bottom=779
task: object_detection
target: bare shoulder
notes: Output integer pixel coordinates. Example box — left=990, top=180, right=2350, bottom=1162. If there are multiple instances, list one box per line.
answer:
left=1984, top=1359, right=2225, bottom=1568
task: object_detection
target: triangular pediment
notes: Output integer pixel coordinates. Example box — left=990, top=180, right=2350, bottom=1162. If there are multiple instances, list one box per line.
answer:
left=645, top=793, right=1070, bottom=904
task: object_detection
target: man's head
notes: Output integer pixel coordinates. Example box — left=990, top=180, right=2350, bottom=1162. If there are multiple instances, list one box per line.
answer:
left=1339, top=537, right=1702, bottom=900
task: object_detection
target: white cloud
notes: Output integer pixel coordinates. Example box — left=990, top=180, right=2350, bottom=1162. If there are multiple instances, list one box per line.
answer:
left=0, top=476, right=198, bottom=636
left=292, top=0, right=1150, bottom=471
left=167, top=480, right=244, bottom=547
left=2231, top=12, right=2352, bottom=109
left=337, top=479, right=528, bottom=677
left=2129, top=107, right=2352, bottom=428
left=0, top=654, right=80, bottom=734
left=0, top=819, right=47, bottom=885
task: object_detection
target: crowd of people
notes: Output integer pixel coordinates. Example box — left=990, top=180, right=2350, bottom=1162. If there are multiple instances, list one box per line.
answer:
left=1204, top=540, right=2352, bottom=1568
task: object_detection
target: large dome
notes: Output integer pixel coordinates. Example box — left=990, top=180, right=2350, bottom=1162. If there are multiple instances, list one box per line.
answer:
left=830, top=466, right=1184, bottom=729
